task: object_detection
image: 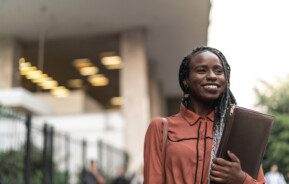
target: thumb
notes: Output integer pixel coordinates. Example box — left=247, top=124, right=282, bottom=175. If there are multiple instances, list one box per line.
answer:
left=227, top=150, right=240, bottom=163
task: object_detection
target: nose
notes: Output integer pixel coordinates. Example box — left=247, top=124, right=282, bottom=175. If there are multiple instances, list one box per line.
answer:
left=206, top=70, right=217, bottom=81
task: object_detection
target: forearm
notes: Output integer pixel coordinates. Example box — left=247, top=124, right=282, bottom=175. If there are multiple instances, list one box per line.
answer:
left=94, top=173, right=106, bottom=184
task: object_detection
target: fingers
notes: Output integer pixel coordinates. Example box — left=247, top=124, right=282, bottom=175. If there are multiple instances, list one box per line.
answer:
left=213, top=157, right=232, bottom=167
left=210, top=175, right=224, bottom=183
left=227, top=150, right=240, bottom=163
left=210, top=169, right=227, bottom=178
left=211, top=163, right=229, bottom=174
left=210, top=163, right=228, bottom=184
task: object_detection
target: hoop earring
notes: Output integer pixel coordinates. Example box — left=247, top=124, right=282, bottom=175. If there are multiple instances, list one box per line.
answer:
left=182, top=84, right=191, bottom=108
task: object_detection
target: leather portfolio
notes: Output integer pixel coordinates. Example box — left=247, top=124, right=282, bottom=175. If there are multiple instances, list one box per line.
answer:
left=216, top=105, right=274, bottom=179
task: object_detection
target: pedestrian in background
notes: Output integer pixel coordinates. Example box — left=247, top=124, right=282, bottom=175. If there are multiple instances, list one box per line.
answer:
left=111, top=166, right=129, bottom=184
left=265, top=164, right=286, bottom=184
left=83, top=160, right=106, bottom=184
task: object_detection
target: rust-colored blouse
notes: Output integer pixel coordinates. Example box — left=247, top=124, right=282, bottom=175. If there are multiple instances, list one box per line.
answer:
left=144, top=104, right=265, bottom=184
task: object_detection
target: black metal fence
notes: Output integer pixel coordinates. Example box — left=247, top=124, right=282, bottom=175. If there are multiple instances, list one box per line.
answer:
left=0, top=106, right=128, bottom=184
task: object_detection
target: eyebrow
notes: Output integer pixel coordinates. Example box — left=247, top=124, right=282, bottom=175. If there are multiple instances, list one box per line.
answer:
left=193, top=64, right=223, bottom=68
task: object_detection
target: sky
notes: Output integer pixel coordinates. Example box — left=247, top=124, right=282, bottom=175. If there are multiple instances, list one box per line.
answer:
left=208, top=0, right=289, bottom=109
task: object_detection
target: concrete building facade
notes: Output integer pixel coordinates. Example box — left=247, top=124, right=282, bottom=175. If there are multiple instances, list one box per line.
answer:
left=0, top=0, right=210, bottom=172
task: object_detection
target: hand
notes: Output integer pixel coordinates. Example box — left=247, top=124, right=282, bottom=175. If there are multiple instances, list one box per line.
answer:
left=210, top=150, right=246, bottom=184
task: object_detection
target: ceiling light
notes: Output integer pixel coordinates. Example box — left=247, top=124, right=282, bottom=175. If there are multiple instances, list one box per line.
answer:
left=19, top=58, right=26, bottom=64
left=39, top=80, right=58, bottom=90
left=20, top=66, right=37, bottom=75
left=67, top=79, right=83, bottom=88
left=101, top=56, right=122, bottom=66
left=32, top=74, right=50, bottom=83
left=88, top=74, right=109, bottom=86
left=19, top=61, right=31, bottom=69
left=110, top=97, right=123, bottom=106
left=79, top=66, right=99, bottom=76
left=73, top=58, right=93, bottom=68
left=51, top=86, right=70, bottom=98
left=26, top=70, right=43, bottom=80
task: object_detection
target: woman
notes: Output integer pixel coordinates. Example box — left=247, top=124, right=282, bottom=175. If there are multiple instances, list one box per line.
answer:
left=144, top=46, right=265, bottom=184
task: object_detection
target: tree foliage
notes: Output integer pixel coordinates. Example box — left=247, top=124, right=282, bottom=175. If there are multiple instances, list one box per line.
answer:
left=254, top=75, right=289, bottom=174
left=0, top=144, right=66, bottom=184
left=0, top=144, right=43, bottom=184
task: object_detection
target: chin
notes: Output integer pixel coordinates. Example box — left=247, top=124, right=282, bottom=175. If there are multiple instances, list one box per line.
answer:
left=201, top=95, right=221, bottom=103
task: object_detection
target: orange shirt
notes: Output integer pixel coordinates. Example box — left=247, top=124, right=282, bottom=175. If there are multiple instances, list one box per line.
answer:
left=144, top=104, right=265, bottom=184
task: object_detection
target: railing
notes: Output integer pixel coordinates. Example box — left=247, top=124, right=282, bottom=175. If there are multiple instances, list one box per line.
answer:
left=0, top=106, right=128, bottom=184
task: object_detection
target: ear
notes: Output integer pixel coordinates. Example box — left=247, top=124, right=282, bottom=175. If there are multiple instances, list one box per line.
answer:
left=183, top=80, right=189, bottom=86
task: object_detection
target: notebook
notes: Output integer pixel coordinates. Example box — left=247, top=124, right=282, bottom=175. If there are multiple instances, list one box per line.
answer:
left=216, top=105, right=274, bottom=179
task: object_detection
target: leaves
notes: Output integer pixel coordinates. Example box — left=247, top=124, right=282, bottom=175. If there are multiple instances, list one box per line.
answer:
left=0, top=143, right=66, bottom=183
left=255, top=75, right=289, bottom=174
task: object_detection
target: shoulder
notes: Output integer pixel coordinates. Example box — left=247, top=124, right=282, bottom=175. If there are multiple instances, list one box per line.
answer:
left=150, top=116, right=164, bottom=126
left=144, top=117, right=165, bottom=145
left=146, top=116, right=169, bottom=133
left=146, top=113, right=181, bottom=131
left=146, top=117, right=164, bottom=133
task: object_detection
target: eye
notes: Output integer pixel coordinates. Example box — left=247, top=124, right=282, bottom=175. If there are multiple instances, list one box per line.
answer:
left=195, top=66, right=206, bottom=73
left=214, top=67, right=224, bottom=75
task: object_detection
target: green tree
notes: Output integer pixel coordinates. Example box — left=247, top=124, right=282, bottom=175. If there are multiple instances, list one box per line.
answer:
left=0, top=143, right=66, bottom=184
left=0, top=144, right=43, bottom=184
left=0, top=149, right=24, bottom=184
left=254, top=75, right=289, bottom=174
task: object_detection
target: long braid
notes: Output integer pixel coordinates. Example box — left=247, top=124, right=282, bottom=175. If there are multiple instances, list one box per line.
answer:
left=178, top=46, right=237, bottom=183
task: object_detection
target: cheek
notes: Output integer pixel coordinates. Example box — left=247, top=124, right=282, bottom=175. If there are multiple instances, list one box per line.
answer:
left=219, top=77, right=226, bottom=91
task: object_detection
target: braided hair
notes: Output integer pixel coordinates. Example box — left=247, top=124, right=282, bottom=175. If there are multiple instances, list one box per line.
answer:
left=178, top=46, right=237, bottom=182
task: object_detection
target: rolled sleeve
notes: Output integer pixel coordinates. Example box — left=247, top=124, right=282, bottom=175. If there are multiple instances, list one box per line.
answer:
left=243, top=167, right=265, bottom=184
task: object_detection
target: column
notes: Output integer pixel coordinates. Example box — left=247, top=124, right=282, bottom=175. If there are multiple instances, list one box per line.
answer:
left=0, top=38, right=22, bottom=88
left=120, top=29, right=150, bottom=172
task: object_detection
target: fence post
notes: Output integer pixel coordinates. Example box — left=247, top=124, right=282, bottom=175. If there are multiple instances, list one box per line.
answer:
left=43, top=123, right=49, bottom=184
left=81, top=140, right=87, bottom=184
left=107, top=144, right=112, bottom=176
left=124, top=152, right=129, bottom=172
left=50, top=127, right=54, bottom=184
left=97, top=140, right=103, bottom=171
left=82, top=140, right=87, bottom=169
left=24, top=113, right=31, bottom=184
left=65, top=134, right=70, bottom=184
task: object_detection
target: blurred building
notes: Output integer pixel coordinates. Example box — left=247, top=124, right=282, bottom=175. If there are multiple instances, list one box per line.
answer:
left=0, top=0, right=210, bottom=172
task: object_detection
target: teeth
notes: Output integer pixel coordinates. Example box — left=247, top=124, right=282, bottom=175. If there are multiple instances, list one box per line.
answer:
left=203, top=85, right=218, bottom=89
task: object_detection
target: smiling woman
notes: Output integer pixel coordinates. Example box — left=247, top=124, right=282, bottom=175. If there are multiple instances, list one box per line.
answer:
left=144, top=46, right=266, bottom=184
left=183, top=51, right=226, bottom=103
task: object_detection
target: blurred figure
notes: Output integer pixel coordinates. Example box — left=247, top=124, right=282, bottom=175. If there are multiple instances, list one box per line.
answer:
left=111, top=166, right=129, bottom=184
left=286, top=172, right=289, bottom=184
left=90, top=160, right=106, bottom=184
left=265, top=164, right=286, bottom=184
left=83, top=160, right=106, bottom=184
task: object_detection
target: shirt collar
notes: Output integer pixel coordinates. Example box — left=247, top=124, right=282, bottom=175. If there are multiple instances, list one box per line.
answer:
left=180, top=103, right=215, bottom=126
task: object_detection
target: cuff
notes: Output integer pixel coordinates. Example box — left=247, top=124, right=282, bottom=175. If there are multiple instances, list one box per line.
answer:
left=243, top=173, right=257, bottom=184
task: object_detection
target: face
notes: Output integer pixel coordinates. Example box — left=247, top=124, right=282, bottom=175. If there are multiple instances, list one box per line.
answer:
left=184, top=51, right=226, bottom=103
left=271, top=165, right=278, bottom=172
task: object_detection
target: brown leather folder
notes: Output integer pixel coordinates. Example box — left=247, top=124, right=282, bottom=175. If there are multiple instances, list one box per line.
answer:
left=216, top=105, right=274, bottom=179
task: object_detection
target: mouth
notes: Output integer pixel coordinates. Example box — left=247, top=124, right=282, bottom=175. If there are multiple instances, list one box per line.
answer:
left=202, top=84, right=220, bottom=90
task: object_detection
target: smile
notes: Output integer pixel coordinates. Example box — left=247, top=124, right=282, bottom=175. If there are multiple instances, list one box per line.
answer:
left=202, top=84, right=219, bottom=90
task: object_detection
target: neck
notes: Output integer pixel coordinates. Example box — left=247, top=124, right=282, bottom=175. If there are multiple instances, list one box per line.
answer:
left=187, top=98, right=215, bottom=117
